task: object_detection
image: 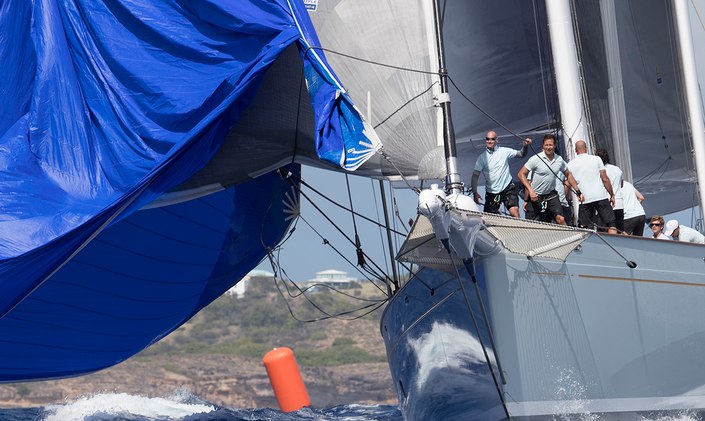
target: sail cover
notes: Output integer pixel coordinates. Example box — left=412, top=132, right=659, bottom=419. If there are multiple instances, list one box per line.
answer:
left=0, top=0, right=377, bottom=318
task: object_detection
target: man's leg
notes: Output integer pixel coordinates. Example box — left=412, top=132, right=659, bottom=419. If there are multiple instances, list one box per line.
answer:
left=546, top=196, right=565, bottom=225
left=595, top=199, right=618, bottom=234
left=503, top=183, right=520, bottom=218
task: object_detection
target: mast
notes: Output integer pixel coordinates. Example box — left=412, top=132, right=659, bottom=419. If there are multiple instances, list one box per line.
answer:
left=432, top=0, right=462, bottom=195
left=545, top=0, right=591, bottom=159
left=599, top=0, right=633, bottom=181
left=673, top=0, right=705, bottom=220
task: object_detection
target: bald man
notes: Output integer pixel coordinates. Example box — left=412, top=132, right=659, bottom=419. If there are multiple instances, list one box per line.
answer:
left=471, top=130, right=531, bottom=217
left=566, top=140, right=617, bottom=234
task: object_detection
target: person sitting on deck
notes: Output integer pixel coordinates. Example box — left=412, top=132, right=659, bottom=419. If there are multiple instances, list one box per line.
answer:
left=664, top=220, right=705, bottom=244
left=649, top=215, right=670, bottom=240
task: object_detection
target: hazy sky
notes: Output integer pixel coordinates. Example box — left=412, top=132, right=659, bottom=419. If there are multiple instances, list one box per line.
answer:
left=256, top=1, right=705, bottom=282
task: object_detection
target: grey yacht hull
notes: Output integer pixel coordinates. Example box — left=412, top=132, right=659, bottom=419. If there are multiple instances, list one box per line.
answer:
left=382, top=215, right=705, bottom=420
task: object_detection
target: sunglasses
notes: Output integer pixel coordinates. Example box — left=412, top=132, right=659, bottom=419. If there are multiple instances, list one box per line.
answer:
left=650, top=223, right=662, bottom=227
left=485, top=137, right=497, bottom=141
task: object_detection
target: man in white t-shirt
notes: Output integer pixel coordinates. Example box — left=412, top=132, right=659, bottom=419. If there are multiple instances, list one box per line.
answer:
left=664, top=220, right=705, bottom=244
left=471, top=130, right=531, bottom=217
left=566, top=140, right=617, bottom=234
left=596, top=149, right=624, bottom=231
left=621, top=181, right=645, bottom=236
left=518, top=134, right=581, bottom=225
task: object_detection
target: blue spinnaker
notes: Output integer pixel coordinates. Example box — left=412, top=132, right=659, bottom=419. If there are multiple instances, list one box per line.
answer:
left=0, top=0, right=375, bottom=317
left=0, top=166, right=299, bottom=380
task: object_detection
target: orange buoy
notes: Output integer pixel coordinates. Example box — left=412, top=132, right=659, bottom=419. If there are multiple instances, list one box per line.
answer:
left=263, top=347, right=310, bottom=412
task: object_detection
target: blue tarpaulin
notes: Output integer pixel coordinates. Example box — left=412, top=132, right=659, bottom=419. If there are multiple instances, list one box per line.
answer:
left=0, top=0, right=375, bottom=320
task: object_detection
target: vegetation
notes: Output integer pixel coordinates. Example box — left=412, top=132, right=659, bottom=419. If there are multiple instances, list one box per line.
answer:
left=141, top=276, right=388, bottom=367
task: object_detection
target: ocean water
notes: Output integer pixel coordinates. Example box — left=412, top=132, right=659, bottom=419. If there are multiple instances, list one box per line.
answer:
left=3, top=391, right=705, bottom=421
left=0, top=391, right=402, bottom=421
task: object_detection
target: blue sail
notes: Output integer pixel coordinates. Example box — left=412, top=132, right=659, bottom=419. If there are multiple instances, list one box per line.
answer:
left=0, top=0, right=378, bottom=381
left=0, top=166, right=299, bottom=380
left=0, top=0, right=376, bottom=320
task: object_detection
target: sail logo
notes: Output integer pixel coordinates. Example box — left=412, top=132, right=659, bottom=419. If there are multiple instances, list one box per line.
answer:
left=303, top=0, right=318, bottom=11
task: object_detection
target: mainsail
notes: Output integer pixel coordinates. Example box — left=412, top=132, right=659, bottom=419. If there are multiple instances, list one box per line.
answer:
left=307, top=0, right=558, bottom=183
left=574, top=0, right=701, bottom=215
left=308, top=0, right=704, bottom=217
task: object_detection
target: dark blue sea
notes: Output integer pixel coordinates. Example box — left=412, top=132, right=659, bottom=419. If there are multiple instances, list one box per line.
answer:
left=0, top=392, right=401, bottom=421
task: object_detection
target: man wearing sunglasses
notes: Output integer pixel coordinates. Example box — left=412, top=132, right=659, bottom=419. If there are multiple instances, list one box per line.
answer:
left=649, top=215, right=669, bottom=239
left=471, top=130, right=531, bottom=217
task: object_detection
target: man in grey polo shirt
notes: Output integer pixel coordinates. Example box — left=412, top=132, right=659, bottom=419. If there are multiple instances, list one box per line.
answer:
left=518, top=134, right=582, bottom=224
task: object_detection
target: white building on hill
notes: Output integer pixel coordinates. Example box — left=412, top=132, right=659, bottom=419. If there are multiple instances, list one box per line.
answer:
left=226, top=269, right=274, bottom=298
left=304, top=269, right=358, bottom=289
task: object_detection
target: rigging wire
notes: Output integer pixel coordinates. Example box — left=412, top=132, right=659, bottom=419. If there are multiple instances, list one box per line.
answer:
left=692, top=0, right=705, bottom=31
left=532, top=0, right=557, bottom=138
left=272, top=269, right=388, bottom=323
left=265, top=246, right=389, bottom=322
left=296, top=214, right=388, bottom=294
left=264, top=240, right=388, bottom=322
left=262, top=222, right=390, bottom=322
left=373, top=82, right=437, bottom=131
left=371, top=181, right=391, bottom=277
left=288, top=178, right=397, bottom=288
left=291, top=173, right=407, bottom=236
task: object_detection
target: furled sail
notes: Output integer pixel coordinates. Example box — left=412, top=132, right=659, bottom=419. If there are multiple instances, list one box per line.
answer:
left=0, top=0, right=377, bottom=319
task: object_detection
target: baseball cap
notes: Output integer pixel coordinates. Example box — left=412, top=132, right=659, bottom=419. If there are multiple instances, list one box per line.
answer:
left=664, top=219, right=679, bottom=236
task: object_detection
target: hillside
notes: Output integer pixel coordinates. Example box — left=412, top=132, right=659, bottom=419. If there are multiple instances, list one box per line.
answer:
left=0, top=277, right=397, bottom=409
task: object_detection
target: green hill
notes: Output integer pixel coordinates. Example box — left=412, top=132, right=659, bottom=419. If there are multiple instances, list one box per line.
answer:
left=142, top=276, right=389, bottom=367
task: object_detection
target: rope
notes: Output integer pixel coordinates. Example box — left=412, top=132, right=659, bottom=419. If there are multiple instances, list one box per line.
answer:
left=345, top=174, right=366, bottom=267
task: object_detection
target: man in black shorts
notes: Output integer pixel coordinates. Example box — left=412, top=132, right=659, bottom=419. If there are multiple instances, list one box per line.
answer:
left=566, top=140, right=617, bottom=234
left=518, top=134, right=581, bottom=224
left=471, top=130, right=531, bottom=217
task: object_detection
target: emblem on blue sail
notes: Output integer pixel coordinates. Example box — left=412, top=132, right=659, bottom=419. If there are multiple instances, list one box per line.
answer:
left=298, top=36, right=381, bottom=170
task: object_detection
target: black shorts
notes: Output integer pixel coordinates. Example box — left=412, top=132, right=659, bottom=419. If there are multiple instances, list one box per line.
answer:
left=485, top=182, right=519, bottom=214
left=562, top=205, right=574, bottom=226
left=578, top=198, right=616, bottom=231
left=623, top=215, right=645, bottom=236
left=526, top=190, right=563, bottom=223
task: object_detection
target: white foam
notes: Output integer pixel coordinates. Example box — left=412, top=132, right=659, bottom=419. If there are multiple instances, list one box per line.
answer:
left=40, top=391, right=215, bottom=421
left=407, top=321, right=495, bottom=389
